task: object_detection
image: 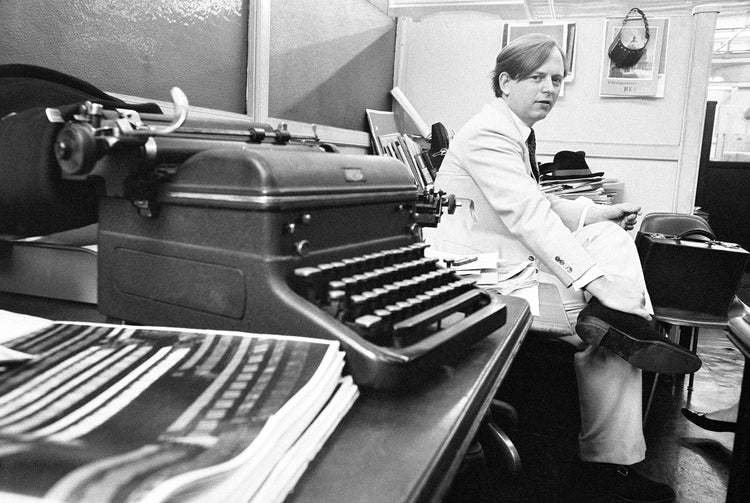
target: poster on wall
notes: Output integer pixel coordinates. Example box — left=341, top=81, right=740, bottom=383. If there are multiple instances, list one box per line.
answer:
left=599, top=17, right=669, bottom=98
left=503, top=22, right=577, bottom=83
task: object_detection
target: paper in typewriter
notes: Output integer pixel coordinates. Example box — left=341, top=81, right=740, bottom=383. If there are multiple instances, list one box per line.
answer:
left=0, top=321, right=357, bottom=503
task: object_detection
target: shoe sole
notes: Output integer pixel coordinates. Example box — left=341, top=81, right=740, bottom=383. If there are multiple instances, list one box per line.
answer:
left=577, top=316, right=702, bottom=374
left=571, top=475, right=676, bottom=503
left=577, top=489, right=675, bottom=503
left=681, top=409, right=736, bottom=433
left=581, top=488, right=675, bottom=503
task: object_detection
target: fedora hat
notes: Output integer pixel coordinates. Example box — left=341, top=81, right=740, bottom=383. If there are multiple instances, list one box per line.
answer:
left=539, top=150, right=604, bottom=180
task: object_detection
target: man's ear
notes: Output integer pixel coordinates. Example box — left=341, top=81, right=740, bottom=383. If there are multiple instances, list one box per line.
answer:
left=498, top=72, right=511, bottom=96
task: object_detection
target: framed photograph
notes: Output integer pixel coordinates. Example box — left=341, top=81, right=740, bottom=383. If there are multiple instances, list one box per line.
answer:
left=503, top=22, right=577, bottom=82
left=599, top=17, right=669, bottom=97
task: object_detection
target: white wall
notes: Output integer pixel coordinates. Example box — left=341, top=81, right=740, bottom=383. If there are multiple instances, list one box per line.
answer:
left=395, top=12, right=500, bottom=134
left=395, top=10, right=714, bottom=218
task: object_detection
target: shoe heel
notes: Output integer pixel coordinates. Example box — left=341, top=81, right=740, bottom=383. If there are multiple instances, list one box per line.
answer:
left=575, top=316, right=611, bottom=346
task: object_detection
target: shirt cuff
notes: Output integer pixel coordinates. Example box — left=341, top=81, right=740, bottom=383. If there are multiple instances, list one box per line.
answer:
left=575, top=196, right=596, bottom=231
left=572, top=266, right=605, bottom=291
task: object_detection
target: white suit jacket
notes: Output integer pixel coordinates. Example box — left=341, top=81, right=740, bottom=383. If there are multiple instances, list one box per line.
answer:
left=424, top=98, right=598, bottom=287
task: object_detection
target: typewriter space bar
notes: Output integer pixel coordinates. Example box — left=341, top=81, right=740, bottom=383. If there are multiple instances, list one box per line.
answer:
left=392, top=290, right=484, bottom=336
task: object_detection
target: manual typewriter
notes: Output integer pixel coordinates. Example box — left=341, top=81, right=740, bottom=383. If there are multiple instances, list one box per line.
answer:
left=0, top=88, right=507, bottom=389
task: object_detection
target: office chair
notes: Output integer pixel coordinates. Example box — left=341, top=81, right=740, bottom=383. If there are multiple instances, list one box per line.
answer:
left=638, top=212, right=735, bottom=421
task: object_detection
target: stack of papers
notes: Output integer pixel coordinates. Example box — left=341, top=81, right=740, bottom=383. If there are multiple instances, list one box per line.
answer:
left=0, top=313, right=358, bottom=503
left=487, top=259, right=540, bottom=316
left=540, top=175, right=622, bottom=205
left=496, top=259, right=538, bottom=292
left=424, top=250, right=540, bottom=314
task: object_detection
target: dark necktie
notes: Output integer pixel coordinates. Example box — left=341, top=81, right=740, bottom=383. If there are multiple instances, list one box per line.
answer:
left=527, top=128, right=539, bottom=182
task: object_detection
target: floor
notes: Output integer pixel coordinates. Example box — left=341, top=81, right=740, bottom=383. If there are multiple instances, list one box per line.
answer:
left=639, top=325, right=742, bottom=503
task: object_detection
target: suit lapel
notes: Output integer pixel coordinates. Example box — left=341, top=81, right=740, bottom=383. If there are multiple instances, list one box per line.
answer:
left=489, top=99, right=533, bottom=180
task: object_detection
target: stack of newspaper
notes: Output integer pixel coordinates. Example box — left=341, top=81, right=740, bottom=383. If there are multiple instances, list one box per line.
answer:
left=0, top=311, right=357, bottom=503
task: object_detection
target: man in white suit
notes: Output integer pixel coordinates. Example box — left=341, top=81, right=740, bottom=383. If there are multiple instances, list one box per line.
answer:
left=425, top=34, right=700, bottom=503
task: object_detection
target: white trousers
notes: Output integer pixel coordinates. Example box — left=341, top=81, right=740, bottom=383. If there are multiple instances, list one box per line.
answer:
left=538, top=221, right=651, bottom=465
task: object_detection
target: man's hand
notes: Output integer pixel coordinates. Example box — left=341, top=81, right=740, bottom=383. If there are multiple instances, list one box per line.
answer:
left=585, top=202, right=641, bottom=230
left=584, top=275, right=651, bottom=320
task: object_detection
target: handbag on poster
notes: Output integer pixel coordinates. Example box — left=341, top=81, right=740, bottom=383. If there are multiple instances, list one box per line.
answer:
left=608, top=8, right=650, bottom=69
left=428, top=122, right=450, bottom=171
left=636, top=230, right=749, bottom=316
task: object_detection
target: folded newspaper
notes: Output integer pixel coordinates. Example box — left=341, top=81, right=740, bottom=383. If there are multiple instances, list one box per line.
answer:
left=0, top=313, right=357, bottom=503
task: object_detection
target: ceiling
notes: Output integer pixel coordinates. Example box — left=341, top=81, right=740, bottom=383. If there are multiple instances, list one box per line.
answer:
left=525, top=0, right=750, bottom=20
left=380, top=0, right=750, bottom=20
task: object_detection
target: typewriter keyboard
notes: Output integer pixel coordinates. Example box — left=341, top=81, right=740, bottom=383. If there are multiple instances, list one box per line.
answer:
left=291, top=243, right=502, bottom=348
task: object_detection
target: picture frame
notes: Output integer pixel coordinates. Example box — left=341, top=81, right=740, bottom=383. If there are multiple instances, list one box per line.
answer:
left=599, top=17, right=670, bottom=98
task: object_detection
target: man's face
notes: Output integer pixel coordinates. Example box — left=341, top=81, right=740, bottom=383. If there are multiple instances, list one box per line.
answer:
left=499, top=50, right=565, bottom=127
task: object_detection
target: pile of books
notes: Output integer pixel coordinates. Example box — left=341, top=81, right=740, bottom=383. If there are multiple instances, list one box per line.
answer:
left=0, top=311, right=358, bottom=503
left=376, top=133, right=434, bottom=190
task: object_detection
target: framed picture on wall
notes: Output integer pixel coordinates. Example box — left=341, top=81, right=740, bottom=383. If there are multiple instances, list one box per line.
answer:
left=502, top=22, right=577, bottom=82
left=599, top=17, right=669, bottom=98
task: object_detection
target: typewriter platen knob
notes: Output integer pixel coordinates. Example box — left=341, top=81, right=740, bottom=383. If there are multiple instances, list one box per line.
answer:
left=408, top=223, right=421, bottom=238
left=295, top=239, right=312, bottom=257
left=55, top=123, right=98, bottom=175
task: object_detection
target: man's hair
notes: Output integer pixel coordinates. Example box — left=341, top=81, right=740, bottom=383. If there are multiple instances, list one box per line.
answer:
left=491, top=33, right=569, bottom=97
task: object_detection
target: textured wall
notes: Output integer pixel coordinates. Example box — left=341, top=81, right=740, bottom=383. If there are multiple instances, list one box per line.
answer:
left=0, top=0, right=248, bottom=113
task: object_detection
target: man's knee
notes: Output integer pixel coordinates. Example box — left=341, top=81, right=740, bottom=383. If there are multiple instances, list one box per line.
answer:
left=576, top=221, right=633, bottom=249
left=586, top=220, right=626, bottom=236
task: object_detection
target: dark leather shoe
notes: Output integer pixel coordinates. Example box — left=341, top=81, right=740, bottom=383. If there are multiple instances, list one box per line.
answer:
left=570, top=458, right=675, bottom=503
left=576, top=298, right=702, bottom=374
left=681, top=407, right=736, bottom=432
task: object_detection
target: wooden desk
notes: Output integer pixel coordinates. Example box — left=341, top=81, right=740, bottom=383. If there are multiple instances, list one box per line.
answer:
left=0, top=291, right=532, bottom=503
left=725, top=307, right=750, bottom=503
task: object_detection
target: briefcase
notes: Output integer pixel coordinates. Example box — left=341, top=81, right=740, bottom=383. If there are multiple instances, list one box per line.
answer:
left=636, top=231, right=749, bottom=316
